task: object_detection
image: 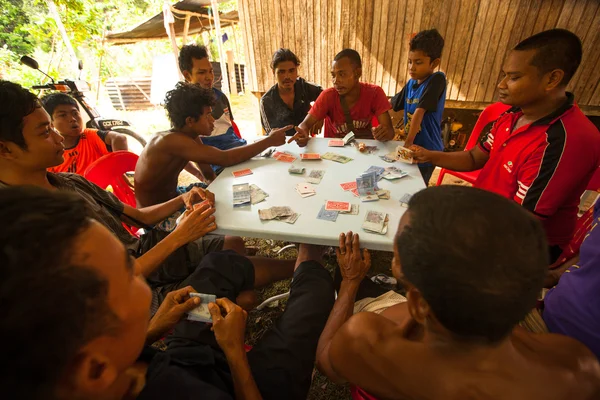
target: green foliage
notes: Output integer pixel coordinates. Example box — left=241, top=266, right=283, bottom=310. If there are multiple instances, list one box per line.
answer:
left=0, top=0, right=35, bottom=55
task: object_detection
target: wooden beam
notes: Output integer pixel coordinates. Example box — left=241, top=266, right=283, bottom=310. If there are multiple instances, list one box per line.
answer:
left=169, top=6, right=239, bottom=23
left=210, top=1, right=230, bottom=94
left=182, top=14, right=191, bottom=45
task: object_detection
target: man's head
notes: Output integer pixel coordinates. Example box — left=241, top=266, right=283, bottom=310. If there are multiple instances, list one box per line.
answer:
left=408, top=29, right=445, bottom=82
left=164, top=82, right=216, bottom=135
left=331, top=49, right=362, bottom=96
left=498, top=29, right=582, bottom=106
left=0, top=80, right=65, bottom=172
left=179, top=44, right=214, bottom=89
left=0, top=187, right=152, bottom=400
left=271, top=48, right=300, bottom=91
left=392, top=185, right=548, bottom=344
left=41, top=93, right=84, bottom=138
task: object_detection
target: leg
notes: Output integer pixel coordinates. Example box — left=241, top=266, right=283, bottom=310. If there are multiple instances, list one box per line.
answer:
left=222, top=235, right=247, bottom=255
left=248, top=256, right=296, bottom=287
left=247, top=244, right=335, bottom=400
left=418, top=164, right=435, bottom=186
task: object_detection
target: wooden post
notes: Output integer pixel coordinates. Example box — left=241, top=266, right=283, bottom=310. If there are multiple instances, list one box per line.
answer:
left=182, top=14, right=191, bottom=45
left=231, top=25, right=244, bottom=93
left=47, top=0, right=79, bottom=74
left=227, top=50, right=237, bottom=94
left=209, top=0, right=230, bottom=94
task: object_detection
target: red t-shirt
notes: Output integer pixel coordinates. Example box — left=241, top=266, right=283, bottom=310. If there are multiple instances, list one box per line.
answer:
left=309, top=83, right=391, bottom=138
left=475, top=95, right=600, bottom=247
left=49, top=128, right=109, bottom=175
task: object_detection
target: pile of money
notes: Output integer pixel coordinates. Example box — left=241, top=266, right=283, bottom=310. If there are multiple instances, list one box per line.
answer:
left=340, top=204, right=359, bottom=215
left=187, top=293, right=216, bottom=323
left=356, top=171, right=379, bottom=202
left=306, top=169, right=325, bottom=184
left=362, top=210, right=389, bottom=235
left=296, top=183, right=316, bottom=198
left=233, top=183, right=251, bottom=207
left=289, top=165, right=305, bottom=174
left=250, top=184, right=269, bottom=204
left=322, top=152, right=353, bottom=164
left=258, top=206, right=299, bottom=224
left=342, top=131, right=355, bottom=145
left=382, top=166, right=408, bottom=180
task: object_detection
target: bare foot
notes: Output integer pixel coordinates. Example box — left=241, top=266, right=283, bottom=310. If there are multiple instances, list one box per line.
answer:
left=295, top=244, right=327, bottom=270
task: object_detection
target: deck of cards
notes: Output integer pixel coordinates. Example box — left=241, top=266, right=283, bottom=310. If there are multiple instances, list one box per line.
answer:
left=306, top=169, right=325, bottom=184
left=232, top=183, right=251, bottom=207
left=232, top=168, right=253, bottom=178
left=288, top=165, right=305, bottom=174
left=342, top=131, right=355, bottom=144
left=325, top=200, right=351, bottom=212
left=273, top=151, right=297, bottom=163
left=187, top=293, right=216, bottom=323
left=362, top=211, right=389, bottom=235
left=317, top=205, right=339, bottom=222
left=300, top=153, right=321, bottom=160
left=328, top=139, right=344, bottom=147
left=296, top=183, right=316, bottom=198
left=356, top=171, right=379, bottom=202
left=340, top=181, right=358, bottom=191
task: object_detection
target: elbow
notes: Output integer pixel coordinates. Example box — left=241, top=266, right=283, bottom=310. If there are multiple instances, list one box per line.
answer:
left=113, top=134, right=129, bottom=151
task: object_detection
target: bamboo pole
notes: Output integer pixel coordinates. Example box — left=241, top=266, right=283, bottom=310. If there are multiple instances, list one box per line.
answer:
left=209, top=0, right=229, bottom=94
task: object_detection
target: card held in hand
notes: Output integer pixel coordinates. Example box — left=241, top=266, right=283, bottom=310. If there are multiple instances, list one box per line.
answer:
left=187, top=293, right=216, bottom=323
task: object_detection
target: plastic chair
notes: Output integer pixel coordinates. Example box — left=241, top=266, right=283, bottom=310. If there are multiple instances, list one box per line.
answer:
left=231, top=120, right=242, bottom=139
left=83, top=151, right=140, bottom=237
left=351, top=386, right=379, bottom=400
left=436, top=102, right=512, bottom=186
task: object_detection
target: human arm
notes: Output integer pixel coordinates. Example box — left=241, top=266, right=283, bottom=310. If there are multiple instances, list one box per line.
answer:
left=259, top=96, right=273, bottom=134
left=411, top=144, right=489, bottom=171
left=288, top=113, right=320, bottom=147
left=545, top=254, right=580, bottom=288
left=133, top=202, right=217, bottom=277
left=183, top=161, right=207, bottom=182
left=371, top=111, right=395, bottom=141
left=146, top=286, right=200, bottom=344
left=209, top=298, right=263, bottom=400
left=404, top=74, right=446, bottom=148
left=403, top=108, right=426, bottom=148
left=169, top=125, right=291, bottom=167
left=315, top=232, right=371, bottom=380
left=103, top=130, right=129, bottom=151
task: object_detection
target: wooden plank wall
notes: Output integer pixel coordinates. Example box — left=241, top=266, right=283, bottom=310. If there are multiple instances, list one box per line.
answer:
left=238, top=0, right=600, bottom=109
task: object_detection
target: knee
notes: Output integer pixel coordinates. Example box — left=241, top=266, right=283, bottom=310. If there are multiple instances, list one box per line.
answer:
left=223, top=236, right=246, bottom=255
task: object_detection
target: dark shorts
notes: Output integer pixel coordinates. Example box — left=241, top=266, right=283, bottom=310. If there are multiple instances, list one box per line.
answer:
left=164, top=257, right=335, bottom=400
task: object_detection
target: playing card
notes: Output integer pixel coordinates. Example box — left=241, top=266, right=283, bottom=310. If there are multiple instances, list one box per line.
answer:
left=382, top=166, right=408, bottom=180
left=325, top=201, right=351, bottom=212
left=306, top=169, right=325, bottom=184
left=273, top=151, right=284, bottom=158
left=396, top=146, right=414, bottom=163
left=232, top=183, right=251, bottom=207
left=288, top=165, right=305, bottom=174
left=356, top=172, right=378, bottom=202
left=232, top=168, right=253, bottom=178
left=342, top=131, right=355, bottom=145
left=376, top=189, right=391, bottom=200
left=365, top=165, right=385, bottom=177
left=400, top=193, right=413, bottom=207
left=340, top=204, right=359, bottom=215
left=362, top=211, right=386, bottom=233
left=350, top=188, right=359, bottom=197
left=277, top=154, right=297, bottom=163
left=296, top=183, right=316, bottom=194
left=340, top=181, right=358, bottom=191
left=187, top=293, right=216, bottom=323
left=328, top=139, right=345, bottom=147
left=317, top=205, right=339, bottom=222
left=300, top=153, right=321, bottom=160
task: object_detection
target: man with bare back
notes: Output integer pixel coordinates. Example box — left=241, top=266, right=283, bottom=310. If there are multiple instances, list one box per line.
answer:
left=317, top=185, right=600, bottom=400
left=134, top=82, right=290, bottom=210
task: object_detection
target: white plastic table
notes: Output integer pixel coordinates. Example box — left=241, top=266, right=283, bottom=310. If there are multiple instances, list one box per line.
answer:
left=208, top=138, right=426, bottom=252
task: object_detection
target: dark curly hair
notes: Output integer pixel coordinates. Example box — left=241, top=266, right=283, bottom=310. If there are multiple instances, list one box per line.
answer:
left=164, top=82, right=216, bottom=129
left=0, top=80, right=40, bottom=149
left=40, top=92, right=79, bottom=118
left=271, top=48, right=300, bottom=71
left=410, top=29, right=445, bottom=61
left=179, top=44, right=209, bottom=73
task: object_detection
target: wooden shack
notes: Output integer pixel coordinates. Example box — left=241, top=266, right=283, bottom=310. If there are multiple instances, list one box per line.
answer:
left=238, top=0, right=600, bottom=115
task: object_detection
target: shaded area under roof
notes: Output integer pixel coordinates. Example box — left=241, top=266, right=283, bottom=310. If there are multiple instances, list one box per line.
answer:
left=106, top=0, right=238, bottom=45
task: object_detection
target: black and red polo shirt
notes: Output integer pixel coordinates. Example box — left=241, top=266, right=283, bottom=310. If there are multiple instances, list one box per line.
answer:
left=475, top=93, right=600, bottom=247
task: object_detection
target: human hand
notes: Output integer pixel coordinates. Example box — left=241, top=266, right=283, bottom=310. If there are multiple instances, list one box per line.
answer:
left=336, top=231, right=371, bottom=282
left=268, top=125, right=293, bottom=146
left=173, top=201, right=217, bottom=244
left=403, top=138, right=414, bottom=148
left=410, top=145, right=433, bottom=164
left=147, top=286, right=199, bottom=343
left=287, top=125, right=310, bottom=147
left=372, top=125, right=394, bottom=141
left=209, top=298, right=248, bottom=354
left=182, top=187, right=215, bottom=209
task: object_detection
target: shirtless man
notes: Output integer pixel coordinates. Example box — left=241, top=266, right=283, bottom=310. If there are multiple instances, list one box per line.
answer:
left=317, top=185, right=600, bottom=400
left=135, top=82, right=291, bottom=207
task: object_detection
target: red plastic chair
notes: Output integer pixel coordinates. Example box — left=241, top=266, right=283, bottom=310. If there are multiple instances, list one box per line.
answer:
left=351, top=386, right=379, bottom=400
left=436, top=102, right=512, bottom=186
left=231, top=120, right=242, bottom=139
left=83, top=151, right=140, bottom=237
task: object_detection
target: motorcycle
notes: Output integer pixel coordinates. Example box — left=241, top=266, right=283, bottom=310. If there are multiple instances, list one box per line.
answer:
left=20, top=55, right=147, bottom=148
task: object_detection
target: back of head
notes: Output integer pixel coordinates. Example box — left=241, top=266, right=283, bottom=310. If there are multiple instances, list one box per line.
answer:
left=271, top=48, right=300, bottom=71
left=409, top=28, right=445, bottom=60
left=334, top=48, right=362, bottom=69
left=0, top=80, right=39, bottom=149
left=514, top=29, right=582, bottom=86
left=40, top=92, right=78, bottom=118
left=179, top=44, right=209, bottom=73
left=0, top=187, right=116, bottom=400
left=164, top=82, right=216, bottom=129
left=396, top=186, right=548, bottom=344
